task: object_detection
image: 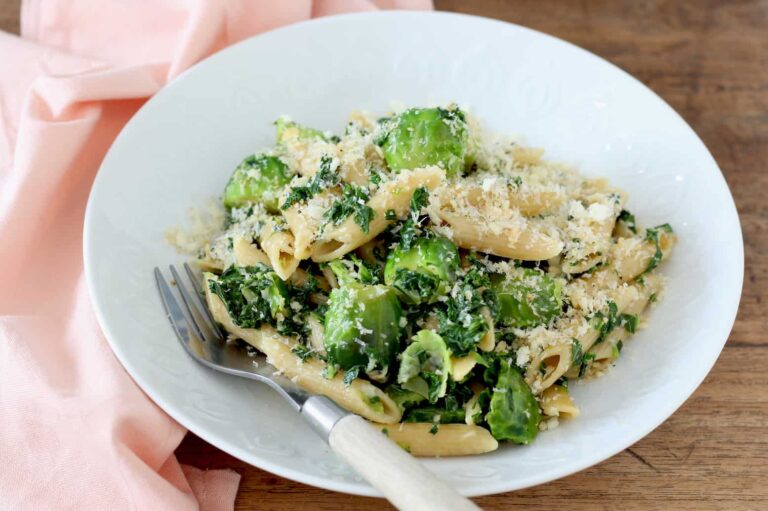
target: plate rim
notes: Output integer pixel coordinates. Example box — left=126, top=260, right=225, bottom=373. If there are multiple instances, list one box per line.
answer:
left=83, top=10, right=745, bottom=497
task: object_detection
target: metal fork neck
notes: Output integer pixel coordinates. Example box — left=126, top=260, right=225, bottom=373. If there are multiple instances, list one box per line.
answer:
left=300, top=395, right=349, bottom=441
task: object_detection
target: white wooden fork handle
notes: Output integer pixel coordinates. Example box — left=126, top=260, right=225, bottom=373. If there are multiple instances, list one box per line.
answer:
left=302, top=397, right=480, bottom=511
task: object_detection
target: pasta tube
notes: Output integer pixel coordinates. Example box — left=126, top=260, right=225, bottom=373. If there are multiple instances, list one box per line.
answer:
left=370, top=423, right=498, bottom=456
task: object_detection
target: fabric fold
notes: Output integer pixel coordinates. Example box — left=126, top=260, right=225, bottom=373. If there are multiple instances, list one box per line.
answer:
left=0, top=1, right=432, bottom=509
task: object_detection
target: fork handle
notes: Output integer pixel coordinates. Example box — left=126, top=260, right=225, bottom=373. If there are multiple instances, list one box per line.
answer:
left=301, top=396, right=479, bottom=511
left=329, top=415, right=480, bottom=511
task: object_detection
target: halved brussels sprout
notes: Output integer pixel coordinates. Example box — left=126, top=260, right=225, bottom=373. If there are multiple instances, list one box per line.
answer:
left=397, top=330, right=452, bottom=403
left=384, top=235, right=460, bottom=304
left=491, top=268, right=563, bottom=328
left=223, top=154, right=293, bottom=213
left=377, top=107, right=469, bottom=176
left=323, top=269, right=403, bottom=381
left=485, top=360, right=540, bottom=444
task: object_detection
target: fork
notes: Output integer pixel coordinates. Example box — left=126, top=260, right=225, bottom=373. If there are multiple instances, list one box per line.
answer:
left=155, top=264, right=480, bottom=511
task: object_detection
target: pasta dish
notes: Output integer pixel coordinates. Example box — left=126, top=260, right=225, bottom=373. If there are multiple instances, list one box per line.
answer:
left=186, top=105, right=676, bottom=456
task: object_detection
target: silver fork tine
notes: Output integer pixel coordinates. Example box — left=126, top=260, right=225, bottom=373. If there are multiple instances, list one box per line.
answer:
left=169, top=265, right=212, bottom=343
left=154, top=267, right=195, bottom=346
left=183, top=262, right=224, bottom=340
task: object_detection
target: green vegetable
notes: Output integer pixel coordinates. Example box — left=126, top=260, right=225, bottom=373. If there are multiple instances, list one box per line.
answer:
left=386, top=385, right=426, bottom=411
left=376, top=107, right=469, bottom=176
left=641, top=223, right=674, bottom=276
left=281, top=155, right=339, bottom=209
left=485, top=360, right=540, bottom=443
left=617, top=209, right=637, bottom=234
left=570, top=339, right=583, bottom=366
left=436, top=277, right=494, bottom=357
left=328, top=257, right=381, bottom=286
left=291, top=344, right=314, bottom=362
left=323, top=266, right=403, bottom=380
left=394, top=187, right=430, bottom=252
left=384, top=235, right=460, bottom=304
left=223, top=155, right=293, bottom=213
left=578, top=352, right=597, bottom=377
left=323, top=183, right=375, bottom=234
left=275, top=117, right=335, bottom=144
left=402, top=383, right=471, bottom=423
left=492, top=268, right=563, bottom=328
left=405, top=406, right=465, bottom=424
left=592, top=301, right=639, bottom=345
left=397, top=330, right=452, bottom=403
left=208, top=264, right=290, bottom=329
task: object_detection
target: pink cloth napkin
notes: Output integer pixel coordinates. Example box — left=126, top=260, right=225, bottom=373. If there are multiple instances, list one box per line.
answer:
left=0, top=1, right=431, bottom=509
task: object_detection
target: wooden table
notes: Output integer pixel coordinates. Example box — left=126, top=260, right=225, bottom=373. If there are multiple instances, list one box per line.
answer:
left=3, top=1, right=766, bottom=509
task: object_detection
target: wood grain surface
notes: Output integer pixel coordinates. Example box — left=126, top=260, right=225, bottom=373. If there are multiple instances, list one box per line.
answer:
left=2, top=1, right=766, bottom=509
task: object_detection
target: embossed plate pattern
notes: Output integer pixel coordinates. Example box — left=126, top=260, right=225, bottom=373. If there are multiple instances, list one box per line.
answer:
left=84, top=12, right=743, bottom=497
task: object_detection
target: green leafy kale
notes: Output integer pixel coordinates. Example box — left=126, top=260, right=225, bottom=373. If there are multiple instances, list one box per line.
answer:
left=435, top=262, right=496, bottom=357
left=291, top=344, right=314, bottom=362
left=571, top=338, right=583, bottom=366
left=578, top=352, right=597, bottom=377
left=393, top=269, right=439, bottom=302
left=403, top=382, right=474, bottom=424
left=323, top=183, right=375, bottom=234
left=396, top=187, right=430, bottom=251
left=208, top=264, right=288, bottom=329
left=281, top=155, right=339, bottom=209
left=592, top=301, right=640, bottom=344
left=641, top=223, right=674, bottom=275
left=343, top=365, right=362, bottom=386
left=617, top=209, right=637, bottom=233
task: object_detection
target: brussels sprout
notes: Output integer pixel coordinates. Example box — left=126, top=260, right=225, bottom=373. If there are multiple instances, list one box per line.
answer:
left=207, top=264, right=290, bottom=328
left=275, top=117, right=336, bottom=145
left=324, top=273, right=403, bottom=381
left=384, top=235, right=460, bottom=304
left=397, top=330, right=452, bottom=403
left=377, top=107, right=469, bottom=176
left=223, top=154, right=293, bottom=213
left=492, top=268, right=563, bottom=328
left=485, top=360, right=540, bottom=443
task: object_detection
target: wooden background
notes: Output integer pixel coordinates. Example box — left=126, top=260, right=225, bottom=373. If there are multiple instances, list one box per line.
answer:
left=2, top=0, right=766, bottom=509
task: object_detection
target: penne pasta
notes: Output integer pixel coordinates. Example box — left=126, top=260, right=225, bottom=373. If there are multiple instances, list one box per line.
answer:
left=370, top=423, right=499, bottom=456
left=433, top=207, right=563, bottom=261
left=258, top=218, right=300, bottom=280
left=233, top=236, right=271, bottom=267
left=541, top=385, right=580, bottom=418
left=455, top=181, right=566, bottom=217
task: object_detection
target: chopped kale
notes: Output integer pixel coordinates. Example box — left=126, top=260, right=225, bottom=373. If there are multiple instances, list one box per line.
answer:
left=641, top=223, right=673, bottom=275
left=281, top=155, right=339, bottom=209
left=322, top=183, right=375, bottom=234
left=291, top=344, right=314, bottom=362
left=617, top=209, right=637, bottom=233
left=571, top=339, right=583, bottom=366
left=343, top=365, right=362, bottom=386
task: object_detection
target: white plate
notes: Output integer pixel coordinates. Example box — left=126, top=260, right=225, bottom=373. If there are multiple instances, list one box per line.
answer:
left=84, top=11, right=743, bottom=497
